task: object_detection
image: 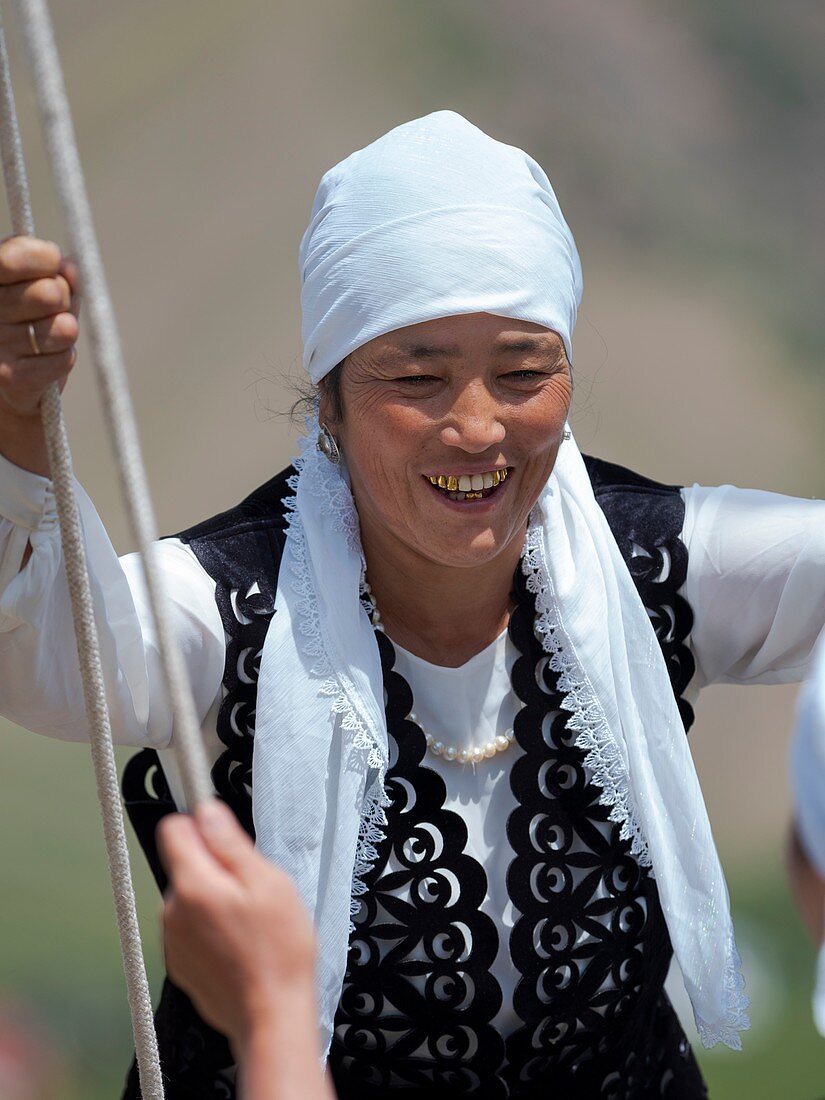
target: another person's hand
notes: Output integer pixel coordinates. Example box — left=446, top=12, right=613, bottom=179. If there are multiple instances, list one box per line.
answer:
left=158, top=800, right=317, bottom=1050
left=158, top=800, right=332, bottom=1100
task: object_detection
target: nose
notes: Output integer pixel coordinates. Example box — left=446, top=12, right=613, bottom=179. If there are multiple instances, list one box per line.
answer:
left=439, top=383, right=506, bottom=453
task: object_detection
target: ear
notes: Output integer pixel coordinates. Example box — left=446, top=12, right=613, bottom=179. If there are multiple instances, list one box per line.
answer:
left=318, top=363, right=345, bottom=426
left=318, top=380, right=334, bottom=427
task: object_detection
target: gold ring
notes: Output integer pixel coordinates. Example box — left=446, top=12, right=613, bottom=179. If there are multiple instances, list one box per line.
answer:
left=27, top=321, right=42, bottom=356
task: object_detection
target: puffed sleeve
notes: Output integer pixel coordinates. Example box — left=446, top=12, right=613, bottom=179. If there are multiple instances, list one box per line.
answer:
left=681, top=483, right=825, bottom=690
left=0, top=451, right=225, bottom=747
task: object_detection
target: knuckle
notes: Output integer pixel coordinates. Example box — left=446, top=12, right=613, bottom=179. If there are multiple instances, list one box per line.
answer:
left=0, top=236, right=28, bottom=265
left=0, top=236, right=60, bottom=276
left=19, top=278, right=56, bottom=315
left=163, top=898, right=180, bottom=928
left=41, top=278, right=67, bottom=312
left=54, top=273, right=72, bottom=304
left=41, top=239, right=62, bottom=263
left=175, top=879, right=205, bottom=910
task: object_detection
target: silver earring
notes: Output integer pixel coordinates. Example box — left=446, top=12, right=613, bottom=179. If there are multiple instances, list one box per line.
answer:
left=316, top=423, right=341, bottom=464
left=563, top=428, right=571, bottom=441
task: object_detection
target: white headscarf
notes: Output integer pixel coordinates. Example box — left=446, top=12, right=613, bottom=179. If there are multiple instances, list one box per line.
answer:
left=253, top=111, right=749, bottom=1059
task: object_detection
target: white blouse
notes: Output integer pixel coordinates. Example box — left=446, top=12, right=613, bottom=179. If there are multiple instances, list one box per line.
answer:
left=391, top=631, right=523, bottom=1032
left=1, top=451, right=823, bottom=1040
left=0, top=450, right=823, bottom=819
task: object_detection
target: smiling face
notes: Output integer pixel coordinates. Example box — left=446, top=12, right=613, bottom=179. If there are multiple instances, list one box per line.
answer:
left=322, top=312, right=572, bottom=573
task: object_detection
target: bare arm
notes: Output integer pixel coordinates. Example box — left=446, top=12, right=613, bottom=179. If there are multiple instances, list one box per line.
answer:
left=239, top=991, right=332, bottom=1100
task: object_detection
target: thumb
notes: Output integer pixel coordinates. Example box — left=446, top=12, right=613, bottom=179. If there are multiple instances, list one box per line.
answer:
left=194, top=799, right=255, bottom=875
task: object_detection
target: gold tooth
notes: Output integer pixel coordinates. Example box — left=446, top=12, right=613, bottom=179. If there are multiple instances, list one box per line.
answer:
left=437, top=475, right=447, bottom=489
left=429, top=475, right=438, bottom=485
left=491, top=471, right=500, bottom=486
left=500, top=468, right=508, bottom=481
left=447, top=475, right=458, bottom=491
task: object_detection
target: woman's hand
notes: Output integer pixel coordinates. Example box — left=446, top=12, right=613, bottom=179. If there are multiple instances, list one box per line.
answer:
left=0, top=235, right=79, bottom=474
left=157, top=800, right=333, bottom=1100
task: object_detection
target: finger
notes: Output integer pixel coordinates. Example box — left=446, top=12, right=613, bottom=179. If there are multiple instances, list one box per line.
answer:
left=59, top=258, right=82, bottom=316
left=0, top=275, right=72, bottom=323
left=0, top=347, right=76, bottom=396
left=194, top=800, right=257, bottom=877
left=157, top=812, right=231, bottom=898
left=58, top=257, right=79, bottom=294
left=0, top=237, right=63, bottom=285
left=157, top=812, right=209, bottom=876
left=0, top=313, right=78, bottom=358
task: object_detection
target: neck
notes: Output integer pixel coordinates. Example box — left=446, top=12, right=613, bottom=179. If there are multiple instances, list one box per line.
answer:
left=361, top=526, right=525, bottom=668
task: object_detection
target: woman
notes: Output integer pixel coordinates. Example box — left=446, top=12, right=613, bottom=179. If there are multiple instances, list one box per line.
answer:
left=0, top=111, right=823, bottom=1099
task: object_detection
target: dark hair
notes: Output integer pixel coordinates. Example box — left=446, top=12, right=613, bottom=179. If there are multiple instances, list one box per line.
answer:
left=290, top=359, right=345, bottom=424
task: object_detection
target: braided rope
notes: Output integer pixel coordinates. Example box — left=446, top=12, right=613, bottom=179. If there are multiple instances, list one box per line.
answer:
left=0, top=17, right=165, bottom=1098
left=0, top=2, right=218, bottom=1094
left=13, top=0, right=214, bottom=807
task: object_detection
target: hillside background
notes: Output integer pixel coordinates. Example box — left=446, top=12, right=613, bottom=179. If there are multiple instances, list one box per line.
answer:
left=0, top=2, right=822, bottom=1096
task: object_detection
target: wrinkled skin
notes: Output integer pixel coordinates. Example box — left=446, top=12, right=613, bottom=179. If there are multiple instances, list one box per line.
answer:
left=321, top=312, right=572, bottom=664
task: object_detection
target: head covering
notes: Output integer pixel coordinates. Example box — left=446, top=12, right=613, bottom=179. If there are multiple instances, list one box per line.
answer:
left=253, top=111, right=749, bottom=1059
left=299, top=110, right=581, bottom=380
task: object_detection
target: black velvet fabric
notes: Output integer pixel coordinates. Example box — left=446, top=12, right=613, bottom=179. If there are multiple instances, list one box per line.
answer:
left=121, top=457, right=701, bottom=1099
left=329, top=568, right=704, bottom=1098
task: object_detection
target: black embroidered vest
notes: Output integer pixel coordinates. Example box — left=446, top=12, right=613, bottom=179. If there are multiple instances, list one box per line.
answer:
left=121, top=457, right=705, bottom=1100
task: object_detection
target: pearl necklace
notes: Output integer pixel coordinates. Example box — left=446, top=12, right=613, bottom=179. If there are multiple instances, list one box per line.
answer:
left=361, top=581, right=517, bottom=764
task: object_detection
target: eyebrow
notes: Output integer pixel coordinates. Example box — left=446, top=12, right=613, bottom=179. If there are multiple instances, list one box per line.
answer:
left=495, top=335, right=564, bottom=356
left=391, top=334, right=564, bottom=362
left=394, top=342, right=463, bottom=361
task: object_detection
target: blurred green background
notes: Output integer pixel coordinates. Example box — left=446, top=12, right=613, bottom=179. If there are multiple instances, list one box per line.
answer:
left=0, top=1, right=823, bottom=1096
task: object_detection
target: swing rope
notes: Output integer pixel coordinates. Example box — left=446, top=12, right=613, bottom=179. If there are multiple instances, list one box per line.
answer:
left=0, top=2, right=218, bottom=1095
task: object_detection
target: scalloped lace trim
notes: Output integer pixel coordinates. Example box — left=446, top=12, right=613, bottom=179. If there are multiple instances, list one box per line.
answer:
left=521, top=519, right=750, bottom=1049
left=283, top=433, right=390, bottom=931
left=521, top=522, right=652, bottom=868
left=284, top=440, right=749, bottom=1044
left=694, top=936, right=750, bottom=1050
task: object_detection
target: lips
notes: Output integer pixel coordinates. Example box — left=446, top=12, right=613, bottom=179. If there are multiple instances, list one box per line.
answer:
left=424, top=468, right=509, bottom=501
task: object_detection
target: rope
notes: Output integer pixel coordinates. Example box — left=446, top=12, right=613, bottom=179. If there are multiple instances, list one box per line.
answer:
left=0, top=1, right=217, bottom=1094
left=12, top=0, right=214, bottom=808
left=0, top=15, right=165, bottom=1099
